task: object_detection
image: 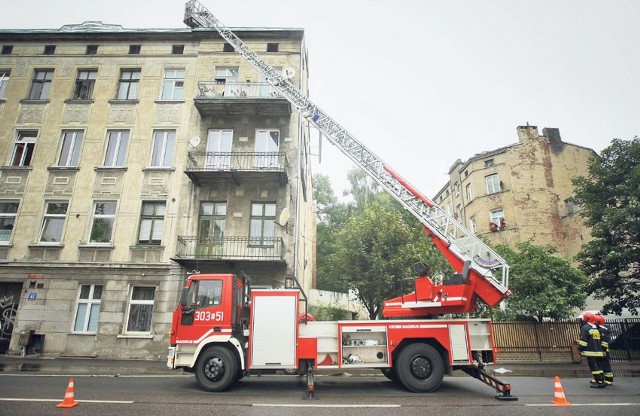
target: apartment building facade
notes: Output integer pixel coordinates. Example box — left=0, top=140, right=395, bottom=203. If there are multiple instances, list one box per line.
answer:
left=434, top=125, right=596, bottom=261
left=0, top=21, right=315, bottom=359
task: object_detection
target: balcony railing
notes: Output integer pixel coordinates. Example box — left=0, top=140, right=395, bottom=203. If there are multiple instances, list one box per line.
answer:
left=193, top=81, right=291, bottom=116
left=197, top=81, right=281, bottom=99
left=175, top=236, right=284, bottom=262
left=185, top=152, right=288, bottom=185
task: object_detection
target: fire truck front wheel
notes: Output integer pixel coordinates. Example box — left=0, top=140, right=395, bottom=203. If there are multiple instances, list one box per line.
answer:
left=395, top=343, right=444, bottom=393
left=195, top=346, right=238, bottom=392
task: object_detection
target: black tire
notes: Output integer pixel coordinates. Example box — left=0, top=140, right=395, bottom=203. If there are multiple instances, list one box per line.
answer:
left=195, top=346, right=238, bottom=392
left=395, top=343, right=444, bottom=393
left=380, top=367, right=396, bottom=381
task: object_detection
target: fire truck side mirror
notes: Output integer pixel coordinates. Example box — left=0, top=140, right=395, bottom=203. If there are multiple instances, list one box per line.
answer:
left=179, top=287, right=189, bottom=307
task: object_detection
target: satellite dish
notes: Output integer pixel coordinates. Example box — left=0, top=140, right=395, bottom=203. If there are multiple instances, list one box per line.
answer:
left=188, top=136, right=201, bottom=148
left=278, top=207, right=290, bottom=226
left=283, top=67, right=296, bottom=79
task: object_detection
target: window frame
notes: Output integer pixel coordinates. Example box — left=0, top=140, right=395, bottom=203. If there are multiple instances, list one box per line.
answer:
left=71, top=284, right=103, bottom=334
left=466, top=183, right=473, bottom=202
left=0, top=201, right=19, bottom=243
left=0, top=69, right=9, bottom=99
left=28, top=69, right=54, bottom=100
left=249, top=202, right=276, bottom=246
left=10, top=130, right=37, bottom=167
left=116, top=68, right=141, bottom=100
left=103, top=130, right=130, bottom=167
left=124, top=286, right=156, bottom=335
left=73, top=69, right=97, bottom=100
left=485, top=173, right=501, bottom=195
left=160, top=68, right=185, bottom=100
left=490, top=208, right=505, bottom=227
left=40, top=201, right=69, bottom=244
left=138, top=201, right=166, bottom=245
left=58, top=130, right=84, bottom=167
left=88, top=201, right=117, bottom=244
left=150, top=130, right=176, bottom=168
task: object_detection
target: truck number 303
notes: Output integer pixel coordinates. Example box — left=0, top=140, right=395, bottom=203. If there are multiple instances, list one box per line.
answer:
left=194, top=311, right=224, bottom=322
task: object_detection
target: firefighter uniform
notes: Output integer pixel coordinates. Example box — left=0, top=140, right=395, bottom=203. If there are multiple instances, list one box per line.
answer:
left=577, top=316, right=605, bottom=388
left=596, top=316, right=614, bottom=386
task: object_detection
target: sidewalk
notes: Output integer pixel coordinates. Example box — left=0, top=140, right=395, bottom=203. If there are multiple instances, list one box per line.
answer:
left=1, top=354, right=638, bottom=378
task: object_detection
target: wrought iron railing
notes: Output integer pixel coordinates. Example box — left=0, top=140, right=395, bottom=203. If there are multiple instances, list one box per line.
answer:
left=176, top=236, right=284, bottom=261
left=186, top=151, right=287, bottom=173
left=196, top=81, right=282, bottom=99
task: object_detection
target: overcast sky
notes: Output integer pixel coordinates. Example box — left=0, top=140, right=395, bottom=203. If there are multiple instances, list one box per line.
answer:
left=2, top=0, right=639, bottom=198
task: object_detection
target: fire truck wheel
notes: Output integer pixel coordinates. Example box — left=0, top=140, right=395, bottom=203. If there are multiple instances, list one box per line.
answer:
left=195, top=346, right=238, bottom=392
left=395, top=343, right=444, bottom=393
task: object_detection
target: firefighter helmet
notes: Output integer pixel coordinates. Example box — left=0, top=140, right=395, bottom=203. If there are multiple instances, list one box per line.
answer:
left=594, top=314, right=605, bottom=325
left=582, top=311, right=596, bottom=323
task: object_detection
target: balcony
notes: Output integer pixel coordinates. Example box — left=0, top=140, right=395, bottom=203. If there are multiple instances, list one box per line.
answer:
left=185, top=151, right=288, bottom=185
left=174, top=236, right=285, bottom=266
left=193, top=81, right=291, bottom=117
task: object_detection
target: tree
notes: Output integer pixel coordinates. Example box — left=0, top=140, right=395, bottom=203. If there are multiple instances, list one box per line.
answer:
left=572, top=137, right=640, bottom=315
left=494, top=240, right=588, bottom=322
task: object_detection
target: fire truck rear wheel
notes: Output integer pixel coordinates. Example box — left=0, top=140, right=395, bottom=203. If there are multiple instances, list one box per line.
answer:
left=396, top=343, right=444, bottom=393
left=195, top=346, right=238, bottom=392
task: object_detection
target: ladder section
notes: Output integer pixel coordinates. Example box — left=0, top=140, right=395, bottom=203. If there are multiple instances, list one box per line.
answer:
left=183, top=0, right=510, bottom=292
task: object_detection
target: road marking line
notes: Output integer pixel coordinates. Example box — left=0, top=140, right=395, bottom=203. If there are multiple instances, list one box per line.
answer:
left=526, top=403, right=638, bottom=407
left=253, top=404, right=401, bottom=408
left=0, top=398, right=133, bottom=404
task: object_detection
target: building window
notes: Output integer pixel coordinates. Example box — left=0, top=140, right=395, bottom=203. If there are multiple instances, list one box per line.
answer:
left=457, top=204, right=463, bottom=223
left=485, top=159, right=494, bottom=168
left=0, top=70, right=9, bottom=99
left=43, top=45, right=56, bottom=55
left=0, top=201, right=19, bottom=242
left=72, top=69, right=97, bottom=100
left=199, top=202, right=226, bottom=245
left=138, top=201, right=166, bottom=245
left=255, top=129, right=280, bottom=167
left=172, top=45, right=184, bottom=54
left=128, top=45, right=141, bottom=55
left=86, top=45, right=98, bottom=55
left=10, top=130, right=37, bottom=166
left=28, top=69, right=53, bottom=100
left=58, top=130, right=84, bottom=167
left=454, top=181, right=460, bottom=197
left=116, top=69, right=140, bottom=100
left=250, top=202, right=276, bottom=246
left=267, top=43, right=279, bottom=52
left=470, top=217, right=477, bottom=234
left=40, top=202, right=68, bottom=243
left=160, top=69, right=185, bottom=100
left=1, top=45, right=13, bottom=55
left=486, top=173, right=501, bottom=195
left=565, top=198, right=581, bottom=216
left=125, top=286, right=155, bottom=334
left=214, top=66, right=238, bottom=95
left=103, top=130, right=130, bottom=167
left=72, top=284, right=102, bottom=333
left=223, top=43, right=234, bottom=52
left=150, top=130, right=176, bottom=167
left=490, top=208, right=504, bottom=227
left=466, top=183, right=473, bottom=202
left=89, top=201, right=116, bottom=244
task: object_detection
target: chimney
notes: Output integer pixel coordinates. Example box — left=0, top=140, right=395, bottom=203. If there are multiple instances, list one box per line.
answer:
left=542, top=127, right=561, bottom=143
left=516, top=124, right=539, bottom=143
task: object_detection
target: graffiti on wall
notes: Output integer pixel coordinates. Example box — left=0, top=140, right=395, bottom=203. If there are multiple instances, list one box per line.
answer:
left=1, top=294, right=18, bottom=343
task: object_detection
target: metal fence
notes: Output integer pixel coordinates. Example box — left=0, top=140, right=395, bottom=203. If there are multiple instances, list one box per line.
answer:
left=493, top=319, right=640, bottom=362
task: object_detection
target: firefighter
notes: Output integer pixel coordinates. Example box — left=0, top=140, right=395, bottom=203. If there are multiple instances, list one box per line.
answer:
left=576, top=311, right=606, bottom=388
left=595, top=314, right=614, bottom=386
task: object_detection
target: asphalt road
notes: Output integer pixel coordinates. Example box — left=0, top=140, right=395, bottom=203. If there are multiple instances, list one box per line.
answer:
left=0, top=372, right=639, bottom=416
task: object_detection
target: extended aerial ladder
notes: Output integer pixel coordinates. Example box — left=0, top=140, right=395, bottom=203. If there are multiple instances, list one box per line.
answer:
left=183, top=0, right=512, bottom=316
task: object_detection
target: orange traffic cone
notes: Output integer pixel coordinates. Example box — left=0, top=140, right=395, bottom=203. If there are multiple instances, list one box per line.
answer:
left=56, top=378, right=80, bottom=408
left=551, top=376, right=571, bottom=406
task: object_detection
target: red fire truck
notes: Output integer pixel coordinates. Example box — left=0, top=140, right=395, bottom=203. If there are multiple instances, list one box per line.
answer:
left=168, top=1, right=516, bottom=400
